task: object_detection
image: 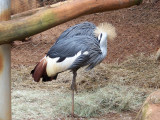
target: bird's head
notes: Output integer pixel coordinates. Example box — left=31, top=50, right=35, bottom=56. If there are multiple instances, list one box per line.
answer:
left=94, top=22, right=117, bottom=42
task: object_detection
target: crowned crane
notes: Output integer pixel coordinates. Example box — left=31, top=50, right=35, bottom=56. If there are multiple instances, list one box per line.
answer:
left=31, top=22, right=117, bottom=117
left=56, top=22, right=96, bottom=41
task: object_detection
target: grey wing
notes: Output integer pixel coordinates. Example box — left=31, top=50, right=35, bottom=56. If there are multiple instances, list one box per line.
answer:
left=47, top=35, right=103, bottom=70
left=68, top=37, right=103, bottom=70
left=47, top=38, right=86, bottom=59
left=56, top=22, right=96, bottom=43
left=69, top=50, right=103, bottom=70
left=49, top=22, right=97, bottom=56
left=47, top=35, right=94, bottom=59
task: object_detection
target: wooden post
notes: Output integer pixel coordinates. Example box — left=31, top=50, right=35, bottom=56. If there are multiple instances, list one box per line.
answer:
left=0, top=0, right=11, bottom=120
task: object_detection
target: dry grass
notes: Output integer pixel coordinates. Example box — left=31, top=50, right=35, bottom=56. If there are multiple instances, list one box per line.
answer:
left=12, top=53, right=160, bottom=119
left=12, top=84, right=147, bottom=119
left=112, top=54, right=160, bottom=88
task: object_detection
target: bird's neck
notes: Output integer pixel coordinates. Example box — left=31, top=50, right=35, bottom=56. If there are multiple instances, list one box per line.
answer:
left=100, top=33, right=107, bottom=57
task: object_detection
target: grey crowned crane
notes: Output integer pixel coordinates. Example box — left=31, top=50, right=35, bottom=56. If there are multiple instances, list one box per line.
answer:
left=31, top=22, right=117, bottom=116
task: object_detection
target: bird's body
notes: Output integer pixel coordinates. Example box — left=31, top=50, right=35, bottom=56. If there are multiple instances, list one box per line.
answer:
left=31, top=22, right=100, bottom=82
left=31, top=21, right=116, bottom=116
left=56, top=22, right=96, bottom=42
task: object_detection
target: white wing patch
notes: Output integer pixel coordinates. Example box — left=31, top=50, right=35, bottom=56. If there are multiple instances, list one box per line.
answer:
left=46, top=51, right=82, bottom=77
left=83, top=51, right=89, bottom=55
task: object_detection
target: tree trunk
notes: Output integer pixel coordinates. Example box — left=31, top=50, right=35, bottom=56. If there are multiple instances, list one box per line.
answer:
left=0, top=0, right=142, bottom=44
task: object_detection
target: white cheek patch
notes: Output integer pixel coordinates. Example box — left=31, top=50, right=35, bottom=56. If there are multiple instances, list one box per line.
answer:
left=46, top=51, right=82, bottom=77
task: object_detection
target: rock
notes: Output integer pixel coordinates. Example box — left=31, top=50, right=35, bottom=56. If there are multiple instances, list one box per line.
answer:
left=138, top=90, right=160, bottom=120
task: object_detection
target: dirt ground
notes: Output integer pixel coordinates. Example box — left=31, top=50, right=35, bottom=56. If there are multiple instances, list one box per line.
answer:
left=11, top=1, right=160, bottom=67
left=11, top=1, right=160, bottom=120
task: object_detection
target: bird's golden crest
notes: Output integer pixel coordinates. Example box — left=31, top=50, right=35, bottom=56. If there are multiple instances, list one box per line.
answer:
left=94, top=22, right=117, bottom=40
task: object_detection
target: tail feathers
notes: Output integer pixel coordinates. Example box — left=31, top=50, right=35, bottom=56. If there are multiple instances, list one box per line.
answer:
left=31, top=57, right=47, bottom=82
left=31, top=57, right=58, bottom=82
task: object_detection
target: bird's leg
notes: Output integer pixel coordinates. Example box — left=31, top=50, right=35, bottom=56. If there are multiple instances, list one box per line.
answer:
left=71, top=70, right=77, bottom=117
left=71, top=71, right=77, bottom=92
